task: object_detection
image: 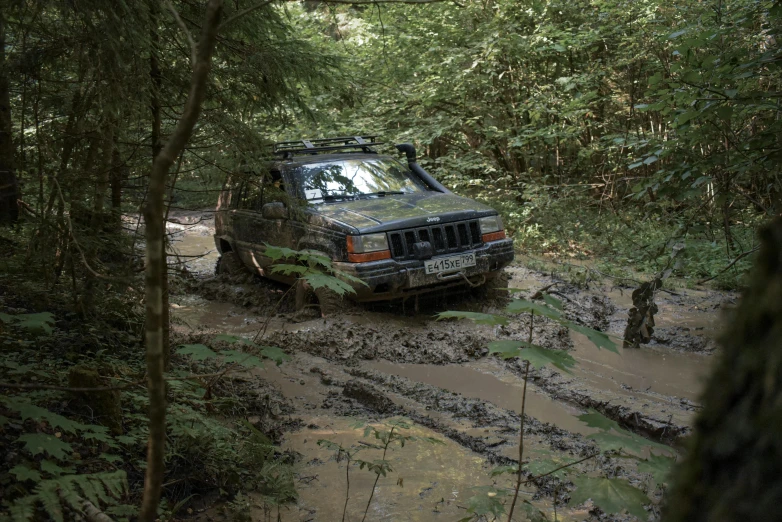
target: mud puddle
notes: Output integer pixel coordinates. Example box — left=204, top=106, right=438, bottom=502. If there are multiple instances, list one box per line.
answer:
left=368, top=359, right=596, bottom=436
left=268, top=418, right=581, bottom=522
left=569, top=332, right=711, bottom=402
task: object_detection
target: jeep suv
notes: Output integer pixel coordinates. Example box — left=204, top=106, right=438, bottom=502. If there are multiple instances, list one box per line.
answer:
left=214, top=136, right=514, bottom=308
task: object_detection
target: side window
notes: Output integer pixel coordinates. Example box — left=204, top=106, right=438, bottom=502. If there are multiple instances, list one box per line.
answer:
left=234, top=170, right=288, bottom=211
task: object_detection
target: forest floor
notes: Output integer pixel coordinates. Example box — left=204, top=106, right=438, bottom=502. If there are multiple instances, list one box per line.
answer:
left=166, top=209, right=734, bottom=522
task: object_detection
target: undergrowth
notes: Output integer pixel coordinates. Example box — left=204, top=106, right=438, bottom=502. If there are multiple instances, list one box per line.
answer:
left=475, top=185, right=762, bottom=290
left=0, top=251, right=296, bottom=521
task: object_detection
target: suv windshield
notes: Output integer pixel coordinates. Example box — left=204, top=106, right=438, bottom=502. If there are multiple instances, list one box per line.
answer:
left=294, top=158, right=423, bottom=202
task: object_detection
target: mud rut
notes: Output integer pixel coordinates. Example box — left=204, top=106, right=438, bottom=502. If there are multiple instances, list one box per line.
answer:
left=166, top=211, right=731, bottom=521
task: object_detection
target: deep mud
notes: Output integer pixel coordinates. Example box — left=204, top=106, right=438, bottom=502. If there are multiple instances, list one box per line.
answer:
left=168, top=210, right=733, bottom=521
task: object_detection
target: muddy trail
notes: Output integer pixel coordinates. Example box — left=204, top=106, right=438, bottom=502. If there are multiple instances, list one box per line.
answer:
left=166, top=210, right=734, bottom=521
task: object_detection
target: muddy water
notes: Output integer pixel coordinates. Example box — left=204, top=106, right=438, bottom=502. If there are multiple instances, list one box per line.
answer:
left=265, top=418, right=582, bottom=522
left=167, top=214, right=219, bottom=276
left=569, top=332, right=711, bottom=401
left=368, top=360, right=597, bottom=436
left=170, top=295, right=260, bottom=333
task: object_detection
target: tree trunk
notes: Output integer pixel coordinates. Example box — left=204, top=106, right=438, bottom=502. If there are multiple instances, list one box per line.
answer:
left=149, top=0, right=170, bottom=370
left=664, top=218, right=782, bottom=521
left=139, top=2, right=223, bottom=520
left=0, top=13, right=19, bottom=225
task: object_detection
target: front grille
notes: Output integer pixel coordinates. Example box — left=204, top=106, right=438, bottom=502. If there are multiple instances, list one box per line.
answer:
left=387, top=219, right=483, bottom=260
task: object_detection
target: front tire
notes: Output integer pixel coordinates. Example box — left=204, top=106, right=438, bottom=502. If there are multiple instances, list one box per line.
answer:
left=314, top=286, right=352, bottom=317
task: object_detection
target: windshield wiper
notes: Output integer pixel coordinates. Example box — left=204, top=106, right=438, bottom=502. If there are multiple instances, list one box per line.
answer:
left=359, top=191, right=406, bottom=198
left=309, top=194, right=356, bottom=203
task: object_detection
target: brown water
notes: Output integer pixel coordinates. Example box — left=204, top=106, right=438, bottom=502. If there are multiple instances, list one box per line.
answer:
left=368, top=359, right=597, bottom=436
left=570, top=332, right=711, bottom=402
left=261, top=417, right=582, bottom=522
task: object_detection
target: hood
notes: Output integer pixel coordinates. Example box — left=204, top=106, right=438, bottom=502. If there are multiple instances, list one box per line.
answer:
left=310, top=192, right=497, bottom=233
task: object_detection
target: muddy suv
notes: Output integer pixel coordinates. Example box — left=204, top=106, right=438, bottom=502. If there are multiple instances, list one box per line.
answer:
left=214, top=136, right=514, bottom=308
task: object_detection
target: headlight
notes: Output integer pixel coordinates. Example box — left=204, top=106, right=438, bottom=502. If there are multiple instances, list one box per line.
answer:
left=479, top=215, right=503, bottom=234
left=347, top=233, right=389, bottom=253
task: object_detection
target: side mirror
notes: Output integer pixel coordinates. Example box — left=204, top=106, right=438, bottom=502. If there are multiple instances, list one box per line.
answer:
left=262, top=201, right=288, bottom=219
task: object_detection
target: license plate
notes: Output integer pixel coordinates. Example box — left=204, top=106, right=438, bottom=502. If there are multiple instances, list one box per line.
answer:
left=424, top=253, right=476, bottom=274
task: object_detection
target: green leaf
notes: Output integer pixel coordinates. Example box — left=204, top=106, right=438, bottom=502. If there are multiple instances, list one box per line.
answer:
left=11, top=464, right=42, bottom=483
left=522, top=345, right=576, bottom=373
left=542, top=294, right=563, bottom=310
left=569, top=477, right=649, bottom=519
left=490, top=465, right=518, bottom=477
left=463, top=486, right=507, bottom=517
left=269, top=263, right=309, bottom=276
left=436, top=310, right=509, bottom=326
left=221, top=349, right=265, bottom=369
left=577, top=410, right=623, bottom=432
left=262, top=244, right=300, bottom=262
left=487, top=340, right=523, bottom=359
left=176, top=344, right=218, bottom=361
left=587, top=431, right=651, bottom=454
left=638, top=453, right=676, bottom=486
left=304, top=272, right=356, bottom=296
left=17, top=434, right=74, bottom=460
left=519, top=501, right=548, bottom=522
left=1, top=398, right=84, bottom=433
left=260, top=346, right=291, bottom=365
left=505, top=299, right=563, bottom=320
left=490, top=341, right=576, bottom=373
left=526, top=457, right=577, bottom=479
left=0, top=312, right=56, bottom=334
left=213, top=334, right=244, bottom=344
left=566, top=322, right=618, bottom=353
left=40, top=460, right=74, bottom=476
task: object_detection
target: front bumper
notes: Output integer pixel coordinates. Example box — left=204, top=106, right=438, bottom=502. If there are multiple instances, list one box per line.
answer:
left=334, top=238, right=514, bottom=301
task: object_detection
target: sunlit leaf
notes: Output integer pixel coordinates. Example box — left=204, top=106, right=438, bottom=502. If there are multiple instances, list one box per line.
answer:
left=570, top=477, right=649, bottom=519
left=566, top=322, right=618, bottom=353
left=505, top=299, right=563, bottom=320
left=638, top=453, right=676, bottom=486
left=304, top=273, right=356, bottom=295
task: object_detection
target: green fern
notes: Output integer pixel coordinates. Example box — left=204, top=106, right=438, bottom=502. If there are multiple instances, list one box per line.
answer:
left=5, top=471, right=128, bottom=522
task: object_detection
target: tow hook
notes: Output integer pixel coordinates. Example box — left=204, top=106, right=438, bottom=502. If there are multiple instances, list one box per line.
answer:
left=436, top=271, right=485, bottom=288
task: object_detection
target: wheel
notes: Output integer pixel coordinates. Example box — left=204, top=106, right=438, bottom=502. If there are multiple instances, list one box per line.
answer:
left=216, top=251, right=244, bottom=276
left=314, top=286, right=353, bottom=317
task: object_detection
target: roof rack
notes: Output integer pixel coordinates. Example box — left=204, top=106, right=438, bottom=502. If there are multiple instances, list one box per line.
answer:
left=273, top=136, right=383, bottom=158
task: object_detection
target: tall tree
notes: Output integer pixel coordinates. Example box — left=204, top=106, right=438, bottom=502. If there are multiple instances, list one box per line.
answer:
left=140, top=0, right=223, bottom=519
left=0, top=12, right=19, bottom=225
